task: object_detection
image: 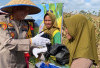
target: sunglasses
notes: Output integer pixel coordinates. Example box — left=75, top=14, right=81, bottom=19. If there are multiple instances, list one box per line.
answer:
left=46, top=10, right=53, bottom=13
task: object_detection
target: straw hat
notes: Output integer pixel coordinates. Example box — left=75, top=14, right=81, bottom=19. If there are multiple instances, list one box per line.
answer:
left=0, top=0, right=41, bottom=14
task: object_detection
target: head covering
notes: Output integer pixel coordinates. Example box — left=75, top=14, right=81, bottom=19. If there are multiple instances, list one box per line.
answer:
left=0, top=0, right=41, bottom=14
left=25, top=16, right=34, bottom=21
left=43, top=12, right=59, bottom=37
left=64, top=14, right=98, bottom=65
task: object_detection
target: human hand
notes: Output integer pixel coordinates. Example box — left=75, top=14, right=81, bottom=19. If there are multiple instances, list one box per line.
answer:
left=30, top=35, right=50, bottom=46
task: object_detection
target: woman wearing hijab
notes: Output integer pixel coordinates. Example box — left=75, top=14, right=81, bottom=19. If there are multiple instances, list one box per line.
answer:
left=34, top=11, right=69, bottom=68
left=64, top=14, right=98, bottom=68
left=43, top=11, right=61, bottom=44
left=38, top=11, right=71, bottom=68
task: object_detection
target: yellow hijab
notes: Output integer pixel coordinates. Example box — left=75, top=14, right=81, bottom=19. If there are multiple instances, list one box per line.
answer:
left=64, top=14, right=98, bottom=65
left=43, top=12, right=59, bottom=39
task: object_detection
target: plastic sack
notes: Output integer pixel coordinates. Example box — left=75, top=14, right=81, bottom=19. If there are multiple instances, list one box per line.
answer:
left=40, top=62, right=60, bottom=68
left=44, top=43, right=70, bottom=65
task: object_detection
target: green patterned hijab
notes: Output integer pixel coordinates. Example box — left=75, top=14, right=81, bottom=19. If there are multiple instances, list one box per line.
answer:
left=64, top=14, right=98, bottom=65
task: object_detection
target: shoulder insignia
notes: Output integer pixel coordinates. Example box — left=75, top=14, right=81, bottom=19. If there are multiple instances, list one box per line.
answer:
left=10, top=32, right=15, bottom=38
left=8, top=23, right=14, bottom=27
left=0, top=22, right=7, bottom=30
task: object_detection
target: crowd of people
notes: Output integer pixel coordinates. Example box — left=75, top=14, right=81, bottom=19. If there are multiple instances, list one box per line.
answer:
left=0, top=0, right=98, bottom=68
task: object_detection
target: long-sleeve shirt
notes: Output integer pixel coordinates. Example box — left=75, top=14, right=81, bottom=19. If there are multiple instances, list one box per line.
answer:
left=0, top=15, right=31, bottom=68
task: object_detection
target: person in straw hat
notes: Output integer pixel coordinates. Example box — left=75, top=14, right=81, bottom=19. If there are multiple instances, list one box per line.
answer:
left=0, top=0, right=50, bottom=68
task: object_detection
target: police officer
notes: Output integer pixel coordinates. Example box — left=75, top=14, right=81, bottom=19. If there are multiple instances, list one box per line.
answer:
left=0, top=0, right=50, bottom=68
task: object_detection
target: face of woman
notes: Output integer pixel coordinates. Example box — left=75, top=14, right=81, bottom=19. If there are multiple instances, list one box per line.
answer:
left=44, top=15, right=52, bottom=29
left=65, top=28, right=72, bottom=40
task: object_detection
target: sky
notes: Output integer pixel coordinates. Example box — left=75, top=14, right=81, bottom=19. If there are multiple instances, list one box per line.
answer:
left=0, top=0, right=100, bottom=13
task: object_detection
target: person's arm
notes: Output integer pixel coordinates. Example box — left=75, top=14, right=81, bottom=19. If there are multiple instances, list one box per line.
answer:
left=8, top=39, right=30, bottom=52
left=0, top=32, right=30, bottom=52
left=0, top=29, right=50, bottom=52
left=0, top=17, right=31, bottom=52
left=53, top=32, right=61, bottom=44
